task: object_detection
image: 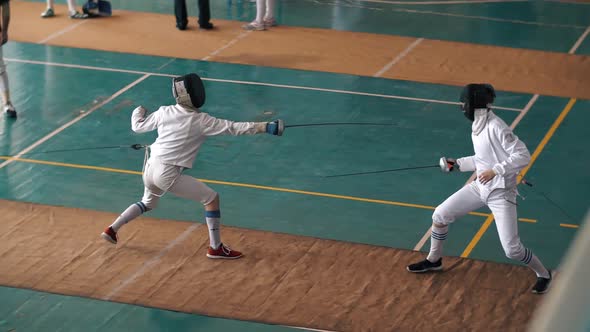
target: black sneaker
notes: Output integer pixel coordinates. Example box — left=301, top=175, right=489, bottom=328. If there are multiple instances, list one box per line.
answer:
left=4, top=103, right=16, bottom=118
left=407, top=258, right=443, bottom=273
left=532, top=271, right=552, bottom=294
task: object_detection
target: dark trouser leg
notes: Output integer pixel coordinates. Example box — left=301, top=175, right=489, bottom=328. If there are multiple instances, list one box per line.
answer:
left=174, top=0, right=188, bottom=30
left=198, top=0, right=212, bottom=27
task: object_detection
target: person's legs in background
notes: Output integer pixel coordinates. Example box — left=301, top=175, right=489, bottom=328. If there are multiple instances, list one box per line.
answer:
left=174, top=0, right=188, bottom=30
left=198, top=0, right=214, bottom=30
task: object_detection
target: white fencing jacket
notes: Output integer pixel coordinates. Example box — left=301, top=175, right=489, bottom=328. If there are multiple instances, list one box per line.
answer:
left=131, top=104, right=264, bottom=168
left=456, top=111, right=531, bottom=199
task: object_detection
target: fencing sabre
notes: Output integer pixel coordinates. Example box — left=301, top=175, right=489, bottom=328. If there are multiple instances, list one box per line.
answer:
left=0, top=144, right=147, bottom=158
left=324, top=164, right=440, bottom=178
left=324, top=157, right=452, bottom=178
left=285, top=122, right=398, bottom=129
left=521, top=179, right=578, bottom=223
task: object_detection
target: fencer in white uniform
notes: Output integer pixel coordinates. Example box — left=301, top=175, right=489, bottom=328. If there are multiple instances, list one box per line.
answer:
left=101, top=73, right=284, bottom=259
left=407, top=83, right=552, bottom=294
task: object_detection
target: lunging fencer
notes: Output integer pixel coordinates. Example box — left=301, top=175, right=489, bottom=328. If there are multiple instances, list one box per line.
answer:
left=407, top=83, right=552, bottom=294
left=101, top=73, right=284, bottom=259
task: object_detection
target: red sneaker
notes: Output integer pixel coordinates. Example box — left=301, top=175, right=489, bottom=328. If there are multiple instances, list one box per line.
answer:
left=206, top=243, right=243, bottom=259
left=101, top=226, right=118, bottom=244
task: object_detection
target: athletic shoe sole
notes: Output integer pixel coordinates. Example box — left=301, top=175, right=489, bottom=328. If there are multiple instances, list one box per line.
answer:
left=101, top=232, right=117, bottom=244
left=206, top=253, right=243, bottom=259
left=406, top=265, right=443, bottom=273
left=532, top=276, right=552, bottom=294
left=532, top=287, right=550, bottom=294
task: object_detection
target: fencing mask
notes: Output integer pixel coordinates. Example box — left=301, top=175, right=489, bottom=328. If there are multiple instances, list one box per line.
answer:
left=172, top=73, right=206, bottom=110
left=459, top=83, right=495, bottom=121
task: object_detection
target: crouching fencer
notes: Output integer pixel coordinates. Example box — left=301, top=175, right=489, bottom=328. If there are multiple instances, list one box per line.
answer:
left=407, top=83, right=552, bottom=294
left=101, top=73, right=284, bottom=259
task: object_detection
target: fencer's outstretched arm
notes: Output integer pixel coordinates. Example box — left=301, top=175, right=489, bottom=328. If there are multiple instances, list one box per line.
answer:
left=131, top=106, right=160, bottom=133
left=491, top=126, right=531, bottom=176
left=200, top=113, right=270, bottom=136
left=456, top=156, right=476, bottom=172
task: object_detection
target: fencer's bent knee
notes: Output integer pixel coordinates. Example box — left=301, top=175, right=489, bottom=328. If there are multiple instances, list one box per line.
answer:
left=504, top=243, right=525, bottom=260
left=432, top=206, right=453, bottom=226
left=141, top=199, right=157, bottom=211
left=204, top=192, right=219, bottom=207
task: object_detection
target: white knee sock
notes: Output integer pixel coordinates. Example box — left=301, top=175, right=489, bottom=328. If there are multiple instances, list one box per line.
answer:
left=255, top=0, right=265, bottom=23
left=47, top=0, right=54, bottom=8
left=427, top=225, right=448, bottom=262
left=0, top=71, right=10, bottom=104
left=264, top=0, right=275, bottom=20
left=521, top=248, right=550, bottom=278
left=206, top=210, right=221, bottom=249
left=110, top=202, right=147, bottom=232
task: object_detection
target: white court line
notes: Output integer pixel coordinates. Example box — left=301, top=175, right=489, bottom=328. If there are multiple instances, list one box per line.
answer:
left=509, top=93, right=539, bottom=130
left=359, top=0, right=528, bottom=5
left=4, top=57, right=523, bottom=112
left=203, top=77, right=522, bottom=111
left=412, top=93, right=539, bottom=251
left=542, top=0, right=590, bottom=4
left=543, top=0, right=590, bottom=5
left=311, top=0, right=585, bottom=29
left=0, top=74, right=151, bottom=170
left=374, top=38, right=423, bottom=77
left=37, top=20, right=89, bottom=44
left=156, top=58, right=177, bottom=71
left=387, top=8, right=585, bottom=29
left=202, top=31, right=252, bottom=61
left=6, top=58, right=155, bottom=75
left=103, top=223, right=201, bottom=301
left=283, top=325, right=339, bottom=332
left=568, top=26, right=590, bottom=54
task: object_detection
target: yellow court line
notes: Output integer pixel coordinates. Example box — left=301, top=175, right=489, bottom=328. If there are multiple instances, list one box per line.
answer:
left=461, top=98, right=577, bottom=258
left=560, top=223, right=579, bottom=229
left=0, top=157, right=143, bottom=175
left=518, top=218, right=537, bottom=223
left=0, top=156, right=492, bottom=217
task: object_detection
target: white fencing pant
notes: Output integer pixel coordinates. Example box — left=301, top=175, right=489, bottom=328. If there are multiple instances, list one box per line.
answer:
left=433, top=181, right=526, bottom=261
left=141, top=157, right=217, bottom=210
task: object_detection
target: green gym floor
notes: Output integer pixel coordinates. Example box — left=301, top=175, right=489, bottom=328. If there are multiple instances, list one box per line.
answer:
left=1, top=0, right=589, bottom=331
